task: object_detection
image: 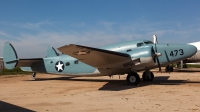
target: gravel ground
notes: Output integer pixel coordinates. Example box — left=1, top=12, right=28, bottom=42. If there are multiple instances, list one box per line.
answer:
left=1, top=69, right=200, bottom=112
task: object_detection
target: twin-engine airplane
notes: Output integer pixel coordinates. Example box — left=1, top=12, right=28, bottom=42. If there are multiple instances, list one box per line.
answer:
left=3, top=35, right=197, bottom=85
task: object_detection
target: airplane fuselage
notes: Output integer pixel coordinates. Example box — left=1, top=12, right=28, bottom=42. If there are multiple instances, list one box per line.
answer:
left=21, top=40, right=197, bottom=76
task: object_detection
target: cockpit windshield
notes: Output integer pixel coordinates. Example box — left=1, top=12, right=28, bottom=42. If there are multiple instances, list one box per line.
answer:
left=137, top=43, right=144, bottom=47
left=137, top=41, right=153, bottom=47
left=144, top=41, right=153, bottom=45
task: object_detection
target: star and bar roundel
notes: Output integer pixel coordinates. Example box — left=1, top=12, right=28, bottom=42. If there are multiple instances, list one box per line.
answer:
left=55, top=61, right=65, bottom=72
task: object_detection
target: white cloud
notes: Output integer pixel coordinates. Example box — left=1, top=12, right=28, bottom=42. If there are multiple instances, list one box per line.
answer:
left=0, top=31, right=11, bottom=37
left=12, top=20, right=53, bottom=30
left=0, top=31, right=15, bottom=39
left=1, top=20, right=200, bottom=58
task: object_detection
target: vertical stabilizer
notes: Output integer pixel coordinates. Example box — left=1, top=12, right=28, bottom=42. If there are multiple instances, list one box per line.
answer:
left=46, top=46, right=59, bottom=57
left=3, top=42, right=18, bottom=69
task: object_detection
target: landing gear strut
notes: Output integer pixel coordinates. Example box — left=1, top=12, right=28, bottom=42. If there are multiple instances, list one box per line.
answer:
left=31, top=72, right=36, bottom=80
left=142, top=70, right=154, bottom=81
left=126, top=72, right=140, bottom=85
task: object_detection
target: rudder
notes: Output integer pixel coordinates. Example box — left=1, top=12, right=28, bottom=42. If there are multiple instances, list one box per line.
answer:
left=3, top=42, right=18, bottom=69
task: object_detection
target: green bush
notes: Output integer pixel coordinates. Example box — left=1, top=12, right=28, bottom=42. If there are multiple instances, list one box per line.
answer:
left=186, top=64, right=200, bottom=68
left=0, top=67, right=32, bottom=75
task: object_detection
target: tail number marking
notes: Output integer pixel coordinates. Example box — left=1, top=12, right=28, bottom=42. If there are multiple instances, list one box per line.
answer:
left=170, top=49, right=184, bottom=57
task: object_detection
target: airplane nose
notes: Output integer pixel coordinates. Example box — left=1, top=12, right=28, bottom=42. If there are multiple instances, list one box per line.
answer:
left=186, top=45, right=197, bottom=57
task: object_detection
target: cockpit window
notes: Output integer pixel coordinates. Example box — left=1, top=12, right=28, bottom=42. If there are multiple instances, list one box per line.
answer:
left=137, top=41, right=153, bottom=47
left=144, top=41, right=153, bottom=45
left=137, top=43, right=144, bottom=47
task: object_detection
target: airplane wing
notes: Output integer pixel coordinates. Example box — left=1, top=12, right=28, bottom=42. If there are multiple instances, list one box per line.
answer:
left=58, top=44, right=137, bottom=68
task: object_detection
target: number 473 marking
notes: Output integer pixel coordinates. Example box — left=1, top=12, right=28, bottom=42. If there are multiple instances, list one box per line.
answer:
left=170, top=49, right=184, bottom=57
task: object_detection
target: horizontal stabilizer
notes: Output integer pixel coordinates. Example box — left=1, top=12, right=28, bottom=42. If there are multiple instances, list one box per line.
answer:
left=18, top=58, right=43, bottom=66
left=3, top=42, right=43, bottom=69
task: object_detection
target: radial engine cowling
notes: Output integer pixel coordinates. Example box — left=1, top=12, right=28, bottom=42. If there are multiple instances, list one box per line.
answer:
left=127, top=46, right=157, bottom=67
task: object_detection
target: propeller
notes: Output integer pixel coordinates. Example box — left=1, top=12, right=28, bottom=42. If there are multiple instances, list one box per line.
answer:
left=153, top=34, right=158, bottom=44
left=152, top=35, right=162, bottom=72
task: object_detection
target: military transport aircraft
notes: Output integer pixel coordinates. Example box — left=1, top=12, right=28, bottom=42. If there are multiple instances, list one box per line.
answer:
left=3, top=35, right=197, bottom=85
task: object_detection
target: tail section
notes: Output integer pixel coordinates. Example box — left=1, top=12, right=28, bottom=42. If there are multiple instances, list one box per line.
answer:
left=3, top=42, right=18, bottom=69
left=46, top=46, right=59, bottom=57
left=3, top=42, right=46, bottom=73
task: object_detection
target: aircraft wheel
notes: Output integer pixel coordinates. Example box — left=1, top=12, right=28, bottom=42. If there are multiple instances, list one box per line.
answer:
left=142, top=71, right=154, bottom=81
left=170, top=66, right=173, bottom=72
left=165, top=66, right=173, bottom=72
left=126, top=72, right=140, bottom=85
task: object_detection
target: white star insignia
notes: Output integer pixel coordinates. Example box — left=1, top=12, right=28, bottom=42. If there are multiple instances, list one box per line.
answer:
left=56, top=61, right=64, bottom=71
left=73, top=50, right=90, bottom=55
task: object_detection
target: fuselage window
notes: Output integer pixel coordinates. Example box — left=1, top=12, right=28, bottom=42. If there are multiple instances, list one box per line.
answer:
left=127, top=49, right=132, bottom=52
left=74, top=60, right=79, bottom=64
left=66, top=62, right=70, bottom=66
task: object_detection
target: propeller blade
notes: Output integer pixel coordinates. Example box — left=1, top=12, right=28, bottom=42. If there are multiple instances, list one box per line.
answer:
left=151, top=47, right=156, bottom=63
left=153, top=35, right=161, bottom=72
left=156, top=57, right=162, bottom=72
left=152, top=46, right=162, bottom=72
left=155, top=43, right=157, bottom=52
left=152, top=35, right=158, bottom=44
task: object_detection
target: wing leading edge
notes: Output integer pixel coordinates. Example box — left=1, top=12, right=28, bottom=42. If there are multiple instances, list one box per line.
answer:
left=58, top=44, right=136, bottom=68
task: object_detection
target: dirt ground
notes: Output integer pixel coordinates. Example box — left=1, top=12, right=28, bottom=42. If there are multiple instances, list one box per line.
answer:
left=1, top=69, right=200, bottom=112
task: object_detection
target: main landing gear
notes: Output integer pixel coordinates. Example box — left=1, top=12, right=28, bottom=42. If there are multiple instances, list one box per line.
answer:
left=126, top=70, right=155, bottom=85
left=31, top=72, right=36, bottom=80
left=126, top=72, right=140, bottom=85
left=142, top=70, right=154, bottom=81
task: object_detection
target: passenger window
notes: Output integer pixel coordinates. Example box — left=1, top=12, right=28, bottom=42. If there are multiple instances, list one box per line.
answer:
left=127, top=49, right=132, bottom=52
left=74, top=60, right=79, bottom=64
left=66, top=62, right=70, bottom=66
left=137, top=43, right=144, bottom=47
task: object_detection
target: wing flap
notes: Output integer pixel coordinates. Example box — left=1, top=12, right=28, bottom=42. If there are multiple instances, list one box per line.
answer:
left=58, top=44, right=133, bottom=68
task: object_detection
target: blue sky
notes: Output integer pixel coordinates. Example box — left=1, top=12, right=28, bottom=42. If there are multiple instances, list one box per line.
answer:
left=0, top=0, right=200, bottom=58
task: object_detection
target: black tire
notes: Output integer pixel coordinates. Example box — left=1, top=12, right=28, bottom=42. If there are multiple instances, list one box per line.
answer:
left=126, top=72, right=140, bottom=85
left=169, top=66, right=173, bottom=72
left=142, top=71, right=154, bottom=81
left=165, top=66, right=173, bottom=72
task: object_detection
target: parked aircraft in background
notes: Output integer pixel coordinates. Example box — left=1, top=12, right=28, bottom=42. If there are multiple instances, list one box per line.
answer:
left=3, top=35, right=197, bottom=85
left=0, top=57, right=3, bottom=71
left=184, top=42, right=200, bottom=64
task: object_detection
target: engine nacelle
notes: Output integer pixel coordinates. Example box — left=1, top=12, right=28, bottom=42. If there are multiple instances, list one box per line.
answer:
left=127, top=46, right=155, bottom=67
